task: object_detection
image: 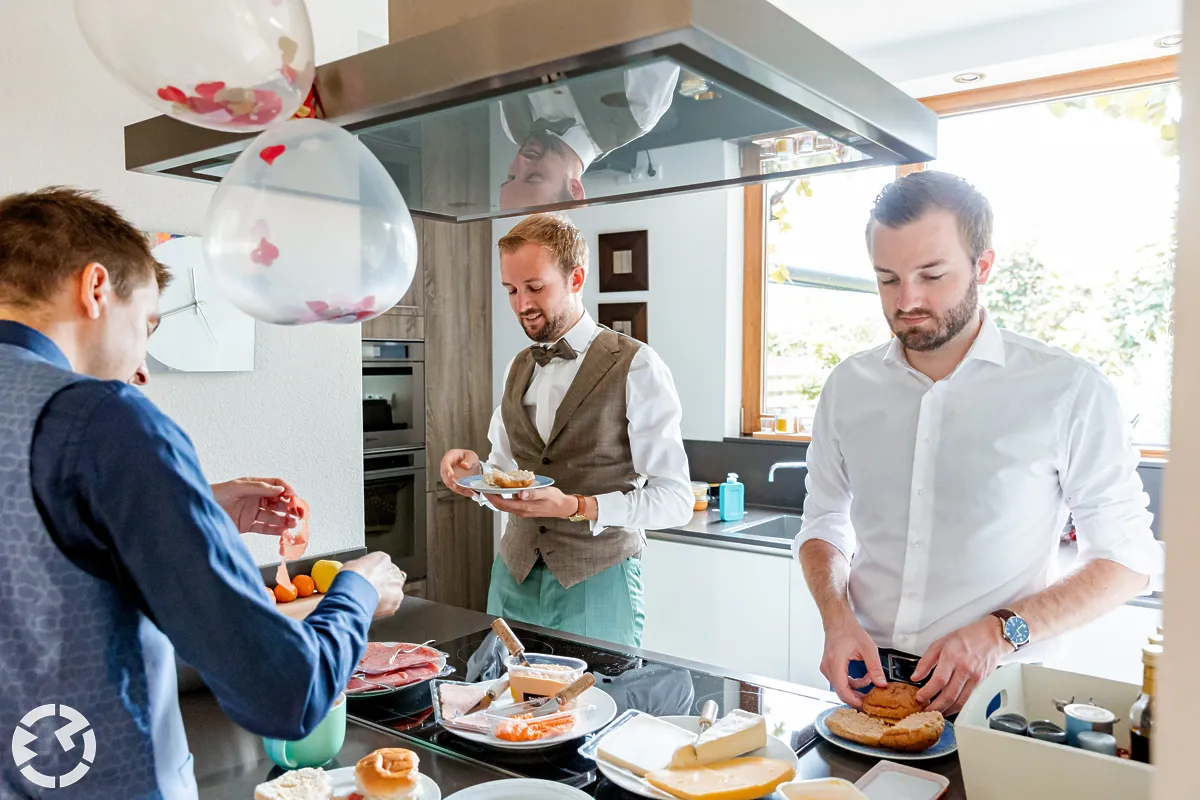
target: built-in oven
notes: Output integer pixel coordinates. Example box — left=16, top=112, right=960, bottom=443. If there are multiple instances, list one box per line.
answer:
left=362, top=340, right=425, bottom=453
left=364, top=448, right=427, bottom=580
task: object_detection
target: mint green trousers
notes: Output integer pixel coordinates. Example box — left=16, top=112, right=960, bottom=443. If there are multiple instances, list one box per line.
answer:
left=485, top=555, right=645, bottom=648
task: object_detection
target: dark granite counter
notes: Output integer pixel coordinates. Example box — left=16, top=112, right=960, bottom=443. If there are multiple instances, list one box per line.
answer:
left=182, top=597, right=965, bottom=798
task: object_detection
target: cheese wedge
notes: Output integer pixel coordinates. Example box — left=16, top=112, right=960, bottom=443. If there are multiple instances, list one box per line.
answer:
left=596, top=713, right=697, bottom=777
left=777, top=778, right=868, bottom=799
left=670, top=709, right=767, bottom=768
left=646, top=756, right=796, bottom=800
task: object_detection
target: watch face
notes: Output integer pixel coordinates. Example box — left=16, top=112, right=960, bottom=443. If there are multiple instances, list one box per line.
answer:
left=1005, top=615, right=1031, bottom=646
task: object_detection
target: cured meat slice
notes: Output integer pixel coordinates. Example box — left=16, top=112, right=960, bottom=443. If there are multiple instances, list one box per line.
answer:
left=347, top=662, right=442, bottom=694
left=358, top=642, right=443, bottom=675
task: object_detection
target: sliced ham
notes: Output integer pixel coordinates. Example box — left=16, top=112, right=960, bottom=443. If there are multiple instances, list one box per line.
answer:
left=347, top=661, right=443, bottom=694
left=358, top=642, right=443, bottom=675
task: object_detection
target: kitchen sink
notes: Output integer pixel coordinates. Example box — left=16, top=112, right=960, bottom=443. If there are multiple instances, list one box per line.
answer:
left=726, top=514, right=803, bottom=540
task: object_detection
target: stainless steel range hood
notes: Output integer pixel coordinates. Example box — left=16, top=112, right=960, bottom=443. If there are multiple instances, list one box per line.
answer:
left=124, top=0, right=936, bottom=222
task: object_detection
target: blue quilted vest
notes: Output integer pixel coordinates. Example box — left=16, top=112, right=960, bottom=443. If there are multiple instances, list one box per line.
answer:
left=0, top=344, right=196, bottom=799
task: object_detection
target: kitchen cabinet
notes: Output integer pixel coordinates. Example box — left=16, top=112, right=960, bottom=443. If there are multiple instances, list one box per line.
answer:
left=427, top=488, right=493, bottom=611
left=787, top=560, right=826, bottom=689
left=641, top=538, right=791, bottom=681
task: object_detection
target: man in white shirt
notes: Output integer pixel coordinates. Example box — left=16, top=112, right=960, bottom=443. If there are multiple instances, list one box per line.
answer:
left=498, top=63, right=680, bottom=210
left=796, top=171, right=1162, bottom=714
left=439, top=213, right=692, bottom=646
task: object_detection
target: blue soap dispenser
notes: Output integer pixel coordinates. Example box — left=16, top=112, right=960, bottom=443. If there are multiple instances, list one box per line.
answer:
left=719, top=473, right=745, bottom=522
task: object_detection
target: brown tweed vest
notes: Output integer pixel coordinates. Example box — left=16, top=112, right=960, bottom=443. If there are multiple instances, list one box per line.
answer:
left=499, top=327, right=644, bottom=589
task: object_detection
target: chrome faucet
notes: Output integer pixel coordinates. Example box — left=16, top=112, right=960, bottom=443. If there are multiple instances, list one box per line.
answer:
left=768, top=461, right=807, bottom=483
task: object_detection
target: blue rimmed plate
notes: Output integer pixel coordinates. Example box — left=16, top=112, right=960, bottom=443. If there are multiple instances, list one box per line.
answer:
left=814, top=705, right=957, bottom=761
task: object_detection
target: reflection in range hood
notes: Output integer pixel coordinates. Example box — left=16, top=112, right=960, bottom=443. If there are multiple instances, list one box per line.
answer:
left=124, top=0, right=936, bottom=222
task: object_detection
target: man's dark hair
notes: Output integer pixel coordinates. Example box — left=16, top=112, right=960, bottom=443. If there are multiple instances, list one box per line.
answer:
left=0, top=186, right=168, bottom=307
left=866, top=171, right=994, bottom=263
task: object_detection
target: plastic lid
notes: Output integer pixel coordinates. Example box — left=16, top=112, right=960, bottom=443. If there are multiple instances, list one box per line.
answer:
left=1144, top=643, right=1163, bottom=666
left=1064, top=703, right=1115, bottom=723
left=727, top=473, right=739, bottom=482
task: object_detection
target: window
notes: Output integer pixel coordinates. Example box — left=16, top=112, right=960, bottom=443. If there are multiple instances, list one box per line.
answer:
left=742, top=58, right=1180, bottom=452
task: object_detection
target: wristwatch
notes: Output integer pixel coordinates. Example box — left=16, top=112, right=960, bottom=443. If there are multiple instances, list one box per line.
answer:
left=991, top=609, right=1031, bottom=650
left=567, top=495, right=588, bottom=523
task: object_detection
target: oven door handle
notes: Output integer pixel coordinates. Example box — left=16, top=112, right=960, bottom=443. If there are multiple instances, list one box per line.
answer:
left=365, top=467, right=424, bottom=481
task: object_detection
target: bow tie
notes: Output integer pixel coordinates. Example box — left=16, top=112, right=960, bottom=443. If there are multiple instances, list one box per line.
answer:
left=531, top=339, right=577, bottom=367
left=529, top=117, right=577, bottom=137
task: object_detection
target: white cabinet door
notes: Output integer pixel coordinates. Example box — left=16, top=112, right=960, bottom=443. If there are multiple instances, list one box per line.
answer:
left=788, top=559, right=827, bottom=689
left=641, top=538, right=791, bottom=681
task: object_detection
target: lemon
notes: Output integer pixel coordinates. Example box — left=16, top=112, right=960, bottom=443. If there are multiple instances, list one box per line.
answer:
left=311, top=559, right=343, bottom=594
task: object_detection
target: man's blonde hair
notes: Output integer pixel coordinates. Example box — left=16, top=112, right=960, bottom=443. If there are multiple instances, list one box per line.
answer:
left=498, top=213, right=588, bottom=277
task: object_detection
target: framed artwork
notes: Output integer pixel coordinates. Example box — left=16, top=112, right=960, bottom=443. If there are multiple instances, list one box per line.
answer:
left=598, top=302, right=648, bottom=344
left=598, top=230, right=649, bottom=292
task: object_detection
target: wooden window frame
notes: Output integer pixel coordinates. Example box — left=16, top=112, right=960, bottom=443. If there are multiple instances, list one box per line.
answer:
left=742, top=56, right=1179, bottom=457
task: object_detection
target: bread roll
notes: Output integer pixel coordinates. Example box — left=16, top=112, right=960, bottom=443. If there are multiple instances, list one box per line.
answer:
left=355, top=748, right=422, bottom=799
left=861, top=683, right=923, bottom=722
left=486, top=469, right=536, bottom=489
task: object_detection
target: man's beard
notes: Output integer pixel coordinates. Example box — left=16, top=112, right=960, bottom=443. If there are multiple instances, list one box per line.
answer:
left=521, top=302, right=576, bottom=343
left=888, top=280, right=979, bottom=353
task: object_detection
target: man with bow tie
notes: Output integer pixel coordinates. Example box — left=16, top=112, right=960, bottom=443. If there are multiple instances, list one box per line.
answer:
left=439, top=213, right=692, bottom=647
left=498, top=62, right=680, bottom=210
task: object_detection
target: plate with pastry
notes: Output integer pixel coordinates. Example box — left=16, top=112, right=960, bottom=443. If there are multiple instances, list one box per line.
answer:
left=580, top=709, right=799, bottom=799
left=252, top=747, right=441, bottom=799
left=457, top=470, right=555, bottom=496
left=815, top=685, right=956, bottom=761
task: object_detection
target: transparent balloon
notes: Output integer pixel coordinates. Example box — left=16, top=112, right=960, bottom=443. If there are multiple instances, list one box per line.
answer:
left=203, top=119, right=418, bottom=326
left=74, top=0, right=315, bottom=133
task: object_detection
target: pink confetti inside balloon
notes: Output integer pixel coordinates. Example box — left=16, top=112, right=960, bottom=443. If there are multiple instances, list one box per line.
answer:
left=203, top=119, right=418, bottom=326
left=74, top=0, right=314, bottom=133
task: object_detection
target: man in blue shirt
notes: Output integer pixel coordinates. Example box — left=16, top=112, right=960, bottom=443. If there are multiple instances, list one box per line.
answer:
left=0, top=187, right=406, bottom=799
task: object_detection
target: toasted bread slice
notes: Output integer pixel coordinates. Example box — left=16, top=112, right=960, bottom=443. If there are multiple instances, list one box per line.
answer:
left=825, top=708, right=888, bottom=748
left=879, top=711, right=945, bottom=753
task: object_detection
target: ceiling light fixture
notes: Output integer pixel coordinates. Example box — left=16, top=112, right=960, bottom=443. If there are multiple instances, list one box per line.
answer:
left=1154, top=34, right=1183, bottom=49
left=953, top=72, right=985, bottom=85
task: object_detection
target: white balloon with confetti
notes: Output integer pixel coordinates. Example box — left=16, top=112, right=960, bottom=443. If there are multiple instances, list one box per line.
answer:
left=202, top=119, right=418, bottom=325
left=74, top=0, right=315, bottom=132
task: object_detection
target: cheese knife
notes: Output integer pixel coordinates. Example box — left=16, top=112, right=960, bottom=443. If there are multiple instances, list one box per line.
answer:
left=492, top=673, right=596, bottom=718
left=669, top=700, right=720, bottom=766
left=491, top=618, right=531, bottom=666
left=464, top=675, right=510, bottom=716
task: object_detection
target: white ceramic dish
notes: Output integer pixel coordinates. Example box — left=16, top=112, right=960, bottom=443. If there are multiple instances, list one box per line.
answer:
left=439, top=678, right=617, bottom=751
left=456, top=475, right=555, bottom=495
left=586, top=713, right=800, bottom=799
left=324, top=765, right=442, bottom=799
left=444, top=779, right=591, bottom=799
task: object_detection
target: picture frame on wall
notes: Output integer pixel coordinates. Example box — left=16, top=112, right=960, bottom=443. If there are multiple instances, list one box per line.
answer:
left=598, top=302, right=648, bottom=344
left=598, top=230, right=649, bottom=292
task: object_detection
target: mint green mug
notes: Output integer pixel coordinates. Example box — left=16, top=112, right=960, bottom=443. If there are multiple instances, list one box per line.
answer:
left=263, top=693, right=346, bottom=769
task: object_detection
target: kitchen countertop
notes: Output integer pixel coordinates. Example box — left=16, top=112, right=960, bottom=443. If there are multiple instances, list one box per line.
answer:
left=182, top=596, right=965, bottom=798
left=651, top=506, right=799, bottom=555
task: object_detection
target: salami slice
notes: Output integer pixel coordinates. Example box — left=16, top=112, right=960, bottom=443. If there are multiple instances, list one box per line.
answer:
left=358, top=642, right=443, bottom=675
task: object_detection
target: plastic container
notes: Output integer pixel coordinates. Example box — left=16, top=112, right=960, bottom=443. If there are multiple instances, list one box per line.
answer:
left=504, top=654, right=587, bottom=702
left=719, top=473, right=745, bottom=522
left=957, top=664, right=1150, bottom=800
left=690, top=481, right=710, bottom=511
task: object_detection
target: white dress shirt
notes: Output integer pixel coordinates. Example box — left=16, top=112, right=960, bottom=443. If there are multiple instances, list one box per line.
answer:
left=484, top=311, right=693, bottom=534
left=500, top=62, right=681, bottom=170
left=795, top=310, right=1162, bottom=662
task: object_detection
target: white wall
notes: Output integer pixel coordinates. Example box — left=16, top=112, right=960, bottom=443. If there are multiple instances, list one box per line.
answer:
left=490, top=186, right=744, bottom=443
left=0, top=1, right=387, bottom=564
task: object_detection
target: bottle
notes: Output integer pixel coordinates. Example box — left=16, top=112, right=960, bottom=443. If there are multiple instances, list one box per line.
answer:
left=719, top=473, right=745, bottom=522
left=1130, top=643, right=1161, bottom=764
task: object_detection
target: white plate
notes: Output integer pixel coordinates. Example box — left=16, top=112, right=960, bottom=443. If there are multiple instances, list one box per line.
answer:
left=593, top=715, right=800, bottom=800
left=443, top=680, right=617, bottom=751
left=592, top=715, right=799, bottom=798
left=456, top=475, right=556, bottom=495
left=445, top=779, right=591, bottom=799
left=326, top=766, right=442, bottom=799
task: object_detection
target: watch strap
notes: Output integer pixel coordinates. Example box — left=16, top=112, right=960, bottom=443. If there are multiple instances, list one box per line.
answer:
left=991, top=608, right=1024, bottom=650
left=567, top=494, right=587, bottom=522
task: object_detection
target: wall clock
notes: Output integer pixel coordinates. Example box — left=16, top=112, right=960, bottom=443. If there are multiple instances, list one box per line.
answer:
left=147, top=235, right=255, bottom=373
